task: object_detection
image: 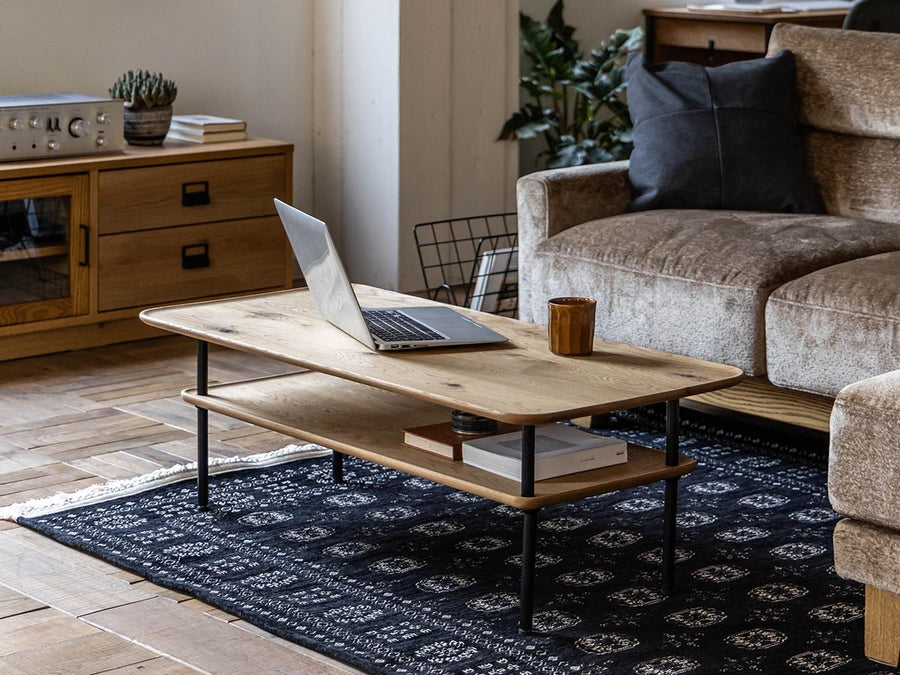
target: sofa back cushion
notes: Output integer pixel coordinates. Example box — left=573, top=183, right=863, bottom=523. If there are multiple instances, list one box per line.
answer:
left=805, top=130, right=900, bottom=224
left=768, top=24, right=900, bottom=224
left=767, top=24, right=900, bottom=140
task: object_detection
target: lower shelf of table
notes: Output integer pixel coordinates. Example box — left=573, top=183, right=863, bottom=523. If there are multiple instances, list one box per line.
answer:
left=183, top=371, right=696, bottom=510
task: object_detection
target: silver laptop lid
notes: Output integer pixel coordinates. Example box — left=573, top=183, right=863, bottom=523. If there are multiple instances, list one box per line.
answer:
left=274, top=199, right=376, bottom=350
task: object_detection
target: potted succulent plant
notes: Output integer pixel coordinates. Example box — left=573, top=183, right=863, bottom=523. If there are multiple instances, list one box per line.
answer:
left=109, top=70, right=178, bottom=146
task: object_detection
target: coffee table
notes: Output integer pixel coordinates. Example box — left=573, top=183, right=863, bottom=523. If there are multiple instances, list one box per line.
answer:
left=140, top=285, right=744, bottom=631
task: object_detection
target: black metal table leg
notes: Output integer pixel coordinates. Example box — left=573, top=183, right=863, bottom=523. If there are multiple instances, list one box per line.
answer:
left=332, top=451, right=345, bottom=483
left=519, top=508, right=539, bottom=633
left=662, top=399, right=680, bottom=593
left=520, top=425, right=535, bottom=498
left=518, top=425, right=537, bottom=631
left=196, top=340, right=209, bottom=510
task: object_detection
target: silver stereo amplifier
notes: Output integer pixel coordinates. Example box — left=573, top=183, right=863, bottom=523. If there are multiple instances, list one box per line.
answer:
left=0, top=93, right=124, bottom=162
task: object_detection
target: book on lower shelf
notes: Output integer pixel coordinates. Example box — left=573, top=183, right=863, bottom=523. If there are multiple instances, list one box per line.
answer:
left=462, top=424, right=627, bottom=481
left=403, top=421, right=519, bottom=460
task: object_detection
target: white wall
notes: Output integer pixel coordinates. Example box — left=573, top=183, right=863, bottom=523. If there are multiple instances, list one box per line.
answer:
left=398, top=0, right=519, bottom=290
left=315, top=0, right=519, bottom=291
left=313, top=0, right=402, bottom=290
left=0, top=0, right=315, bottom=209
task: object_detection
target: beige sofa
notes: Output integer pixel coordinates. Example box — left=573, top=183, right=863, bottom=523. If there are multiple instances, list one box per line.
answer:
left=517, top=24, right=900, bottom=412
left=830, top=370, right=900, bottom=666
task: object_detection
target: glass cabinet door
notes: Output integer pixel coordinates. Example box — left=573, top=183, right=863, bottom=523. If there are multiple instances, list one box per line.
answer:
left=0, top=175, right=89, bottom=326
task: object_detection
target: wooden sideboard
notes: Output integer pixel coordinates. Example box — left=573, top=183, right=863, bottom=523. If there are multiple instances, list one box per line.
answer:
left=643, top=6, right=847, bottom=65
left=0, top=138, right=293, bottom=360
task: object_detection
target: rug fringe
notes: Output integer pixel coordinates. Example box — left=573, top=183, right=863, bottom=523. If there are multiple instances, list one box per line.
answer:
left=0, top=443, right=332, bottom=522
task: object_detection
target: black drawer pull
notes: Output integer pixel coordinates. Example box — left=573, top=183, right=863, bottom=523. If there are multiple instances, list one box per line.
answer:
left=79, top=224, right=90, bottom=267
left=706, top=39, right=716, bottom=61
left=182, top=242, right=210, bottom=269
left=182, top=181, right=210, bottom=207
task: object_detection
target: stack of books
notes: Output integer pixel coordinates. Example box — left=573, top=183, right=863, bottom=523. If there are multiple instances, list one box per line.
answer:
left=403, top=421, right=628, bottom=481
left=167, top=115, right=247, bottom=144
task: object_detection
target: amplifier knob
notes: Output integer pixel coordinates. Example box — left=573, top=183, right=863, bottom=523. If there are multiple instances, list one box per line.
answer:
left=68, top=117, right=86, bottom=138
left=9, top=119, right=24, bottom=131
left=97, top=112, right=110, bottom=124
left=29, top=117, right=44, bottom=129
left=47, top=140, right=60, bottom=151
left=96, top=137, right=107, bottom=147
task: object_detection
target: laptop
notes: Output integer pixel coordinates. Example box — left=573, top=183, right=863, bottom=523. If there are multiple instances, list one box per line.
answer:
left=274, top=199, right=508, bottom=351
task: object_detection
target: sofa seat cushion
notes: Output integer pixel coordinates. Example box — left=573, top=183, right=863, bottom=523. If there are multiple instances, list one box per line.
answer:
left=766, top=251, right=900, bottom=396
left=833, top=519, right=900, bottom=595
left=521, top=209, right=900, bottom=376
left=829, top=369, right=900, bottom=531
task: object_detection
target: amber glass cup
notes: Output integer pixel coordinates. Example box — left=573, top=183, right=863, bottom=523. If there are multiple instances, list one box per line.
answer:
left=548, top=297, right=596, bottom=356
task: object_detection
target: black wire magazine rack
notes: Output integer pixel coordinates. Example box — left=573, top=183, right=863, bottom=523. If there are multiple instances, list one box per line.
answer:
left=413, top=213, right=518, bottom=318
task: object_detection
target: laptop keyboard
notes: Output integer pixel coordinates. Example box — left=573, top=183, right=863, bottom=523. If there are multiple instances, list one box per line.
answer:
left=362, top=309, right=446, bottom=343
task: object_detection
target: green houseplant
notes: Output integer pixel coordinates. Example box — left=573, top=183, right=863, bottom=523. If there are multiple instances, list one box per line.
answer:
left=498, top=1, right=642, bottom=168
left=110, top=70, right=178, bottom=146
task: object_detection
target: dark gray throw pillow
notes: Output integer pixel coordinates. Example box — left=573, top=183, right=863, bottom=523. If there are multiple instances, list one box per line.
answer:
left=625, top=51, right=823, bottom=213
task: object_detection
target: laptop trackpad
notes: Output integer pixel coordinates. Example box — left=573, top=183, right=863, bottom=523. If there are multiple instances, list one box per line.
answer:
left=400, top=306, right=505, bottom=341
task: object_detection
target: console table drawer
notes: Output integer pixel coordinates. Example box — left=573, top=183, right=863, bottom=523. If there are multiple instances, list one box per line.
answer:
left=98, top=217, right=286, bottom=311
left=654, top=18, right=767, bottom=53
left=98, top=155, right=285, bottom=234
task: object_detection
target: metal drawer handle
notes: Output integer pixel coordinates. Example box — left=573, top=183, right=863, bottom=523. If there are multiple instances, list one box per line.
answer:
left=182, top=181, right=211, bottom=207
left=182, top=242, right=210, bottom=269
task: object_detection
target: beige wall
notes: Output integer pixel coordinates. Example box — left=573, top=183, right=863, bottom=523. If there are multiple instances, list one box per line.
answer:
left=315, top=0, right=519, bottom=291
left=0, top=0, right=315, bottom=209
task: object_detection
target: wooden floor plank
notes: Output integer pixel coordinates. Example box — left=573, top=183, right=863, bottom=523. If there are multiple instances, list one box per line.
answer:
left=67, top=456, right=143, bottom=480
left=0, top=585, right=46, bottom=620
left=179, top=598, right=240, bottom=623
left=0, top=529, right=153, bottom=616
left=0, top=608, right=100, bottom=657
left=4, top=410, right=161, bottom=451
left=0, top=630, right=160, bottom=675
left=0, top=463, right=96, bottom=495
left=119, top=399, right=249, bottom=434
left=97, top=657, right=199, bottom=674
left=83, top=597, right=355, bottom=675
left=0, top=477, right=106, bottom=508
left=44, top=428, right=192, bottom=463
left=0, top=447, right=58, bottom=475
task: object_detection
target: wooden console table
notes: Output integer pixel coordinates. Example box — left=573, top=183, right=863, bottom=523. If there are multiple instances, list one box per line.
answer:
left=141, top=285, right=744, bottom=630
left=0, top=138, right=293, bottom=360
left=644, top=6, right=847, bottom=65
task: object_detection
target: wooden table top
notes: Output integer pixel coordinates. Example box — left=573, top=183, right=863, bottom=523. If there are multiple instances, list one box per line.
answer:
left=643, top=6, right=848, bottom=23
left=141, top=286, right=744, bottom=425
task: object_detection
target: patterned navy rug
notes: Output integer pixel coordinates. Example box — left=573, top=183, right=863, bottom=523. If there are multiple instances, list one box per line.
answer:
left=16, top=412, right=889, bottom=674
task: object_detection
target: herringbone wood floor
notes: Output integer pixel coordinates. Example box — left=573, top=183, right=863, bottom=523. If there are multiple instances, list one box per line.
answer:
left=0, top=336, right=361, bottom=674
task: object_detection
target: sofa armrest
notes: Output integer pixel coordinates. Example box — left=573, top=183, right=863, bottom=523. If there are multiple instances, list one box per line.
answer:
left=829, top=369, right=900, bottom=532
left=516, top=160, right=631, bottom=259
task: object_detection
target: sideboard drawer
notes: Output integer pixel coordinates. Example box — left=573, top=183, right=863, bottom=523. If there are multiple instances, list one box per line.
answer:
left=654, top=18, right=767, bottom=54
left=98, top=155, right=285, bottom=234
left=99, top=217, right=286, bottom=311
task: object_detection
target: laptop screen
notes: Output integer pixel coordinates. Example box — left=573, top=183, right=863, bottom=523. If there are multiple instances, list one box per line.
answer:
left=274, top=200, right=376, bottom=349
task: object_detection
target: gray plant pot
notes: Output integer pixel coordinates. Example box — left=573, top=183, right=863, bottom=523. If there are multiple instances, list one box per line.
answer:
left=123, top=105, right=173, bottom=146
